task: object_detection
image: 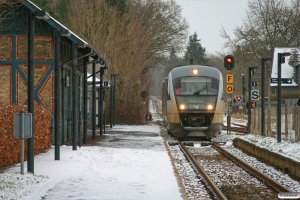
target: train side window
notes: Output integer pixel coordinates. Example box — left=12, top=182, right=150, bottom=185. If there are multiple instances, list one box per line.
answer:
left=167, top=81, right=171, bottom=100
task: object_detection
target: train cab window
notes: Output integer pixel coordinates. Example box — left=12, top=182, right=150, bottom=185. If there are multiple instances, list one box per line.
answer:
left=172, top=76, right=219, bottom=96
left=172, top=76, right=220, bottom=111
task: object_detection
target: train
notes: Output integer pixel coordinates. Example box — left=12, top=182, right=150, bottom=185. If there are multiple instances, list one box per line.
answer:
left=161, top=65, right=224, bottom=139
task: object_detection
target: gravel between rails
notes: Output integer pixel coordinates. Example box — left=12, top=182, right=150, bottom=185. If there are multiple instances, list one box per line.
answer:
left=162, top=127, right=300, bottom=200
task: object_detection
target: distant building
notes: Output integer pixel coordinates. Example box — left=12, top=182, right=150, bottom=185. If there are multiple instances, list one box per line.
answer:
left=270, top=47, right=300, bottom=105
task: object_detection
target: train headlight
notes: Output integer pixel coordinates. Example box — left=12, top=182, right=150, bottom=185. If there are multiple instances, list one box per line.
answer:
left=192, top=69, right=199, bottom=75
left=179, top=104, right=186, bottom=110
left=207, top=104, right=213, bottom=110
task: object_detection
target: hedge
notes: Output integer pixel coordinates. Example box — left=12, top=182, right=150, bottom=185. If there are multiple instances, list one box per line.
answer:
left=0, top=104, right=52, bottom=167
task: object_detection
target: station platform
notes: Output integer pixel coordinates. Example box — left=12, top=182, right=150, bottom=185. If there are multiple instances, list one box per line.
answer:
left=20, top=125, right=188, bottom=200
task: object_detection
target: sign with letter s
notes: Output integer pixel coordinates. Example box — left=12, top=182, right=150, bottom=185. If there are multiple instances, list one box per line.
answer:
left=251, top=90, right=259, bottom=100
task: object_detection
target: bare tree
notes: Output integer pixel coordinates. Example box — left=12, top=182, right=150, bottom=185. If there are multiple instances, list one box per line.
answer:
left=62, top=0, right=188, bottom=123
left=221, top=0, right=300, bottom=58
left=0, top=0, right=22, bottom=22
left=220, top=0, right=300, bottom=96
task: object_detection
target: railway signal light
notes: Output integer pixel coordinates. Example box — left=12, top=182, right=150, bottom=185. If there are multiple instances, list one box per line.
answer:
left=251, top=102, right=256, bottom=109
left=145, top=114, right=152, bottom=121
left=224, top=55, right=234, bottom=70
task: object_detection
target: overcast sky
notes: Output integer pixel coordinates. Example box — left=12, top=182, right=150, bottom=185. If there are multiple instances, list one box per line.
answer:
left=175, top=0, right=249, bottom=54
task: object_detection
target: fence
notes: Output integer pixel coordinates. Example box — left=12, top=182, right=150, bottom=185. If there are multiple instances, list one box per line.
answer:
left=232, top=104, right=300, bottom=143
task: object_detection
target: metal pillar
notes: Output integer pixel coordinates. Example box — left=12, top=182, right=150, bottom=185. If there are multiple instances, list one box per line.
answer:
left=27, top=10, right=35, bottom=173
left=110, top=74, right=113, bottom=128
left=241, top=74, right=246, bottom=114
left=277, top=53, right=282, bottom=143
left=247, top=67, right=252, bottom=134
left=83, top=57, right=88, bottom=144
left=54, top=30, right=61, bottom=160
left=113, top=75, right=116, bottom=126
left=72, top=43, right=77, bottom=150
left=100, top=69, right=104, bottom=135
left=61, top=68, right=65, bottom=143
left=92, top=63, right=96, bottom=138
left=98, top=87, right=100, bottom=128
left=277, top=52, right=291, bottom=143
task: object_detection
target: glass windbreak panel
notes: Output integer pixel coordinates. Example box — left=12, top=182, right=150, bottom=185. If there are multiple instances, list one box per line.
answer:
left=176, top=96, right=217, bottom=110
left=173, top=76, right=219, bottom=96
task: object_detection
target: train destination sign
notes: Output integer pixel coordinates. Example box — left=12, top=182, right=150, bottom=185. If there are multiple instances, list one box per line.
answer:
left=271, top=78, right=292, bottom=84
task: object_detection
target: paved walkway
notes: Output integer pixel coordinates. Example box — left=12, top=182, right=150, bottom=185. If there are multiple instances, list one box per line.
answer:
left=25, top=125, right=187, bottom=200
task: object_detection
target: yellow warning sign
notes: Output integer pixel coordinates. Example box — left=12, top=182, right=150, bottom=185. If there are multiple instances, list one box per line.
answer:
left=226, top=85, right=233, bottom=94
left=226, top=74, right=233, bottom=83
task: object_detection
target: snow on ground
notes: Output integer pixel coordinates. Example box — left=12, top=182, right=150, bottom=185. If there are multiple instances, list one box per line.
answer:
left=0, top=125, right=184, bottom=200
left=1, top=97, right=300, bottom=200
left=227, top=117, right=300, bottom=162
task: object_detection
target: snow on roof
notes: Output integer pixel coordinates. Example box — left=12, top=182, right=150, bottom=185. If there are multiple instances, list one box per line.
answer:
left=270, top=47, right=299, bottom=87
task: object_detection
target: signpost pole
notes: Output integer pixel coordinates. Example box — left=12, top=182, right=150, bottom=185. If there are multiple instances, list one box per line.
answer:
left=277, top=53, right=282, bottom=143
left=227, top=98, right=230, bottom=135
left=248, top=67, right=252, bottom=134
left=261, top=58, right=265, bottom=136
left=224, top=55, right=234, bottom=135
left=276, top=52, right=291, bottom=143
left=21, top=110, right=25, bottom=175
left=14, top=111, right=32, bottom=175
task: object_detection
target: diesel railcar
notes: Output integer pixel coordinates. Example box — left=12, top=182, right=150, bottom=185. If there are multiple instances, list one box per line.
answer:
left=162, top=65, right=224, bottom=139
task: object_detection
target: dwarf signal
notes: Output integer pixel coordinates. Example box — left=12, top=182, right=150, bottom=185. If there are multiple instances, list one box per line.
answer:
left=145, top=114, right=152, bottom=121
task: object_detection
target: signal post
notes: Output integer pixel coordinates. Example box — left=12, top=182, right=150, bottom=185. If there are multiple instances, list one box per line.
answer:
left=224, top=55, right=234, bottom=134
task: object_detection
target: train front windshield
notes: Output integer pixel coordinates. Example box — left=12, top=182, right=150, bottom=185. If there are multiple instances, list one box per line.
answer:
left=172, top=76, right=219, bottom=111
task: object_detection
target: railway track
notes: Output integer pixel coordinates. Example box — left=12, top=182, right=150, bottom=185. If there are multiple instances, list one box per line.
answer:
left=222, top=123, right=248, bottom=133
left=178, top=141, right=290, bottom=200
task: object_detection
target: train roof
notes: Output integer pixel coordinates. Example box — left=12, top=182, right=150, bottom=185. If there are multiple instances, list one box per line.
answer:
left=168, top=65, right=222, bottom=80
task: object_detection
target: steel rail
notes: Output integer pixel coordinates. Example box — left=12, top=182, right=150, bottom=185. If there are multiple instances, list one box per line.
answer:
left=212, top=142, right=291, bottom=192
left=178, top=142, right=227, bottom=200
left=222, top=126, right=247, bottom=133
left=223, top=123, right=247, bottom=132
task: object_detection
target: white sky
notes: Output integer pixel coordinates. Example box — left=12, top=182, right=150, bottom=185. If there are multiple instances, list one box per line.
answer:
left=175, top=0, right=249, bottom=54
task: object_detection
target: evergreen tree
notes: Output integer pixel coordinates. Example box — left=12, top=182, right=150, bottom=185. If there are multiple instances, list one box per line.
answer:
left=184, top=32, right=208, bottom=65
